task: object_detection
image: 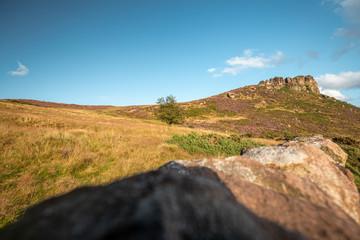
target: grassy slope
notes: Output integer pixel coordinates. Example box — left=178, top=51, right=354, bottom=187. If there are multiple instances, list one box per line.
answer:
left=2, top=84, right=360, bottom=227
left=104, top=85, right=360, bottom=190
left=0, top=100, right=226, bottom=228
left=110, top=85, right=360, bottom=141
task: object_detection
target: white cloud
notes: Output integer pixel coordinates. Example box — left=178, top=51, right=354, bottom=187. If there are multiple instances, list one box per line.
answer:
left=8, top=61, right=29, bottom=76
left=316, top=70, right=360, bottom=89
left=212, top=50, right=287, bottom=77
left=207, top=68, right=216, bottom=73
left=319, top=87, right=350, bottom=100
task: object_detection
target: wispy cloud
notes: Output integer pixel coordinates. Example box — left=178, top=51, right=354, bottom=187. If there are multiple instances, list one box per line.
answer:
left=207, top=68, right=216, bottom=73
left=315, top=70, right=360, bottom=89
left=334, top=28, right=360, bottom=39
left=335, top=0, right=360, bottom=26
left=323, top=1, right=360, bottom=58
left=8, top=61, right=29, bottom=76
left=330, top=42, right=356, bottom=60
left=209, top=49, right=288, bottom=77
left=306, top=50, right=319, bottom=59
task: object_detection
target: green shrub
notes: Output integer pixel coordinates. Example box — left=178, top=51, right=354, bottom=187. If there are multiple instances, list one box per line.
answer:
left=155, top=95, right=184, bottom=125
left=166, top=132, right=264, bottom=157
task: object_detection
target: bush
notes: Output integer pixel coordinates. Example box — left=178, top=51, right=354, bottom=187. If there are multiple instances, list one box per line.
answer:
left=155, top=95, right=184, bottom=125
left=166, top=132, right=264, bottom=156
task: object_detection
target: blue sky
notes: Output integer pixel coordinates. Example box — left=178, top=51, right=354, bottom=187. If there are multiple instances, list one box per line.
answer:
left=1, top=0, right=360, bottom=106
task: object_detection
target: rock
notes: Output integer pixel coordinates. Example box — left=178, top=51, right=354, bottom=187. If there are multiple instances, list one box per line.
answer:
left=258, top=75, right=321, bottom=94
left=164, top=136, right=360, bottom=240
left=227, top=92, right=236, bottom=99
left=244, top=140, right=359, bottom=223
left=240, top=146, right=307, bottom=167
left=283, top=134, right=348, bottom=166
left=0, top=167, right=308, bottom=240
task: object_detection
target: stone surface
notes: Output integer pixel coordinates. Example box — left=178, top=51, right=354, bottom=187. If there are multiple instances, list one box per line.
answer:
left=241, top=145, right=307, bottom=166
left=164, top=136, right=360, bottom=240
left=227, top=92, right=236, bottom=99
left=258, top=75, right=321, bottom=94
left=0, top=167, right=308, bottom=240
left=283, top=134, right=348, bottom=166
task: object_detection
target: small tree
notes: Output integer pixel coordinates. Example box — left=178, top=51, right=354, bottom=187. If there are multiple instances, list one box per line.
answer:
left=155, top=95, right=184, bottom=125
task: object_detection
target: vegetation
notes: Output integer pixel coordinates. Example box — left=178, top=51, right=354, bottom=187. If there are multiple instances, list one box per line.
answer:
left=2, top=82, right=360, bottom=228
left=155, top=95, right=184, bottom=125
left=166, top=132, right=264, bottom=156
left=0, top=100, right=205, bottom=228
left=332, top=137, right=360, bottom=191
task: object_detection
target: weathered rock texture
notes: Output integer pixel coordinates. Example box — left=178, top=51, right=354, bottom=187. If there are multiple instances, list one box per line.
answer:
left=163, top=135, right=360, bottom=240
left=0, top=167, right=308, bottom=240
left=258, top=75, right=321, bottom=94
left=285, top=134, right=348, bottom=166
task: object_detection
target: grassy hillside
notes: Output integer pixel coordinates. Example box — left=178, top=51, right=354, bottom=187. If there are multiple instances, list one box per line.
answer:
left=0, top=100, right=268, bottom=228
left=110, top=85, right=360, bottom=141
left=1, top=84, right=360, bottom=228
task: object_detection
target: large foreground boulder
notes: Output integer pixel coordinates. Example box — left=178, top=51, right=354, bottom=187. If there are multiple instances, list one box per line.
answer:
left=163, top=135, right=360, bottom=240
left=0, top=166, right=307, bottom=240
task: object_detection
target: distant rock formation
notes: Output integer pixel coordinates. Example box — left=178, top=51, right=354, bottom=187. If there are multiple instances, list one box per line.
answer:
left=1, top=135, right=359, bottom=240
left=258, top=75, right=321, bottom=94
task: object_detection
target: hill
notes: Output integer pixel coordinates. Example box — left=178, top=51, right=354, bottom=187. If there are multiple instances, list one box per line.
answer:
left=1, top=75, right=360, bottom=229
left=8, top=75, right=360, bottom=141
left=113, top=75, right=360, bottom=141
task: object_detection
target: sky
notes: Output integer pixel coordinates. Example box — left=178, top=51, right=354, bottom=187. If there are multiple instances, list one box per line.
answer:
left=1, top=0, right=360, bottom=106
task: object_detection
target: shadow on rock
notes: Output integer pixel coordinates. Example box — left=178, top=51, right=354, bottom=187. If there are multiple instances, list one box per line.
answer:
left=0, top=164, right=308, bottom=240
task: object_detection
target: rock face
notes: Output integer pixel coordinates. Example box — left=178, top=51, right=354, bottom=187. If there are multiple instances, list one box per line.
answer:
left=163, top=135, right=360, bottom=240
left=2, top=135, right=359, bottom=240
left=258, top=75, right=321, bottom=94
left=0, top=167, right=308, bottom=240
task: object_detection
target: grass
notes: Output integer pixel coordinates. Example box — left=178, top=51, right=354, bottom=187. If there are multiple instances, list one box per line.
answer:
left=2, top=83, right=360, bottom=228
left=332, top=137, right=360, bottom=191
left=166, top=132, right=264, bottom=156
left=0, top=100, right=214, bottom=229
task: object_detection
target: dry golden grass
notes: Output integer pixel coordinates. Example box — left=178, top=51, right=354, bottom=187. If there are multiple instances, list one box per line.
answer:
left=0, top=100, right=216, bottom=228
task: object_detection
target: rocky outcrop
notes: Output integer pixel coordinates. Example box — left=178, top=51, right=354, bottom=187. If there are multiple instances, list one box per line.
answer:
left=258, top=75, right=321, bottom=94
left=0, top=167, right=308, bottom=240
left=1, top=135, right=359, bottom=240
